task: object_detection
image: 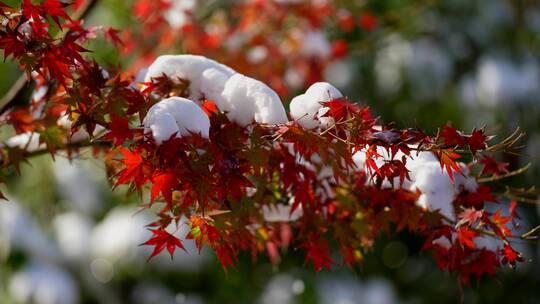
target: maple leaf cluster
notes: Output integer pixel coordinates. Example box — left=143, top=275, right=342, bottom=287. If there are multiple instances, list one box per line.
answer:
left=0, top=0, right=535, bottom=288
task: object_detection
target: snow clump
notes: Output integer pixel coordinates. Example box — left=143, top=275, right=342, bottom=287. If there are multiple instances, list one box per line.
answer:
left=289, top=82, right=343, bottom=129
left=144, top=55, right=288, bottom=128
left=143, top=97, right=210, bottom=144
left=220, top=73, right=288, bottom=126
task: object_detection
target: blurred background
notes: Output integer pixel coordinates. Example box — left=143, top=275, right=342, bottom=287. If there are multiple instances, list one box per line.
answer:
left=1, top=0, right=540, bottom=303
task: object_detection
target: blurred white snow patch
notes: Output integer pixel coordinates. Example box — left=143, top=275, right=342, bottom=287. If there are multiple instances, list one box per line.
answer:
left=220, top=73, right=288, bottom=126
left=0, top=200, right=60, bottom=261
left=324, top=59, right=352, bottom=88
left=163, top=0, right=196, bottom=29
left=375, top=35, right=411, bottom=96
left=132, top=283, right=205, bottom=304
left=302, top=30, right=331, bottom=59
left=247, top=45, right=269, bottom=63
left=143, top=97, right=211, bottom=144
left=223, top=32, right=245, bottom=52
left=259, top=274, right=301, bottom=304
left=376, top=36, right=451, bottom=100
left=284, top=67, right=304, bottom=89
left=9, top=262, right=79, bottom=304
left=53, top=212, right=93, bottom=261
left=3, top=132, right=44, bottom=152
left=364, top=279, right=399, bottom=304
left=132, top=283, right=176, bottom=304
left=406, top=39, right=452, bottom=100
left=467, top=1, right=513, bottom=46
left=53, top=157, right=102, bottom=214
left=290, top=82, right=343, bottom=129
left=90, top=258, right=114, bottom=283
left=317, top=276, right=398, bottom=304
left=90, top=207, right=151, bottom=266
left=175, top=293, right=205, bottom=304
left=461, top=56, right=540, bottom=107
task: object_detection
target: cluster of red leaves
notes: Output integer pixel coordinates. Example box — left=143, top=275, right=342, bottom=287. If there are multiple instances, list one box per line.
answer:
left=0, top=0, right=531, bottom=287
left=127, top=0, right=380, bottom=96
left=439, top=125, right=489, bottom=155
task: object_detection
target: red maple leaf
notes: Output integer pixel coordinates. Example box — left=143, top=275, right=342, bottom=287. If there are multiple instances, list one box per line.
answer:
left=509, top=200, right=519, bottom=220
left=457, top=226, right=478, bottom=249
left=460, top=185, right=495, bottom=209
left=301, top=239, right=335, bottom=271
left=465, top=250, right=499, bottom=283
left=214, top=244, right=236, bottom=273
left=142, top=228, right=186, bottom=260
left=22, top=0, right=44, bottom=27
left=323, top=98, right=360, bottom=121
left=501, top=244, right=524, bottom=268
left=150, top=171, right=179, bottom=205
left=436, top=149, right=462, bottom=182
left=466, top=128, right=487, bottom=154
left=115, top=148, right=150, bottom=189
left=104, top=28, right=124, bottom=48
left=479, top=155, right=509, bottom=176
left=0, top=28, right=26, bottom=60
left=201, top=100, right=218, bottom=116
left=42, top=0, right=71, bottom=28
left=439, top=125, right=465, bottom=147
left=491, top=210, right=512, bottom=237
left=40, top=50, right=71, bottom=84
left=102, top=114, right=133, bottom=146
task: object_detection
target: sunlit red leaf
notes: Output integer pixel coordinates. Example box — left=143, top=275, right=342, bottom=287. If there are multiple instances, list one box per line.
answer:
left=115, top=148, right=150, bottom=189
left=457, top=226, right=478, bottom=249
left=142, top=228, right=186, bottom=260
left=437, top=149, right=462, bottom=182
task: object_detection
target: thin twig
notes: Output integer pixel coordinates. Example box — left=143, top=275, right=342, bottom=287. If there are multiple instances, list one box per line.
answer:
left=521, top=224, right=540, bottom=240
left=477, top=163, right=531, bottom=183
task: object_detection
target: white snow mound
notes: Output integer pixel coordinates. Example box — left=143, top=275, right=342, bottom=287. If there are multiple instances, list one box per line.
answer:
left=145, top=55, right=288, bottom=126
left=143, top=97, right=210, bottom=144
left=145, top=55, right=236, bottom=102
left=220, top=73, right=288, bottom=126
left=290, top=82, right=343, bottom=129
